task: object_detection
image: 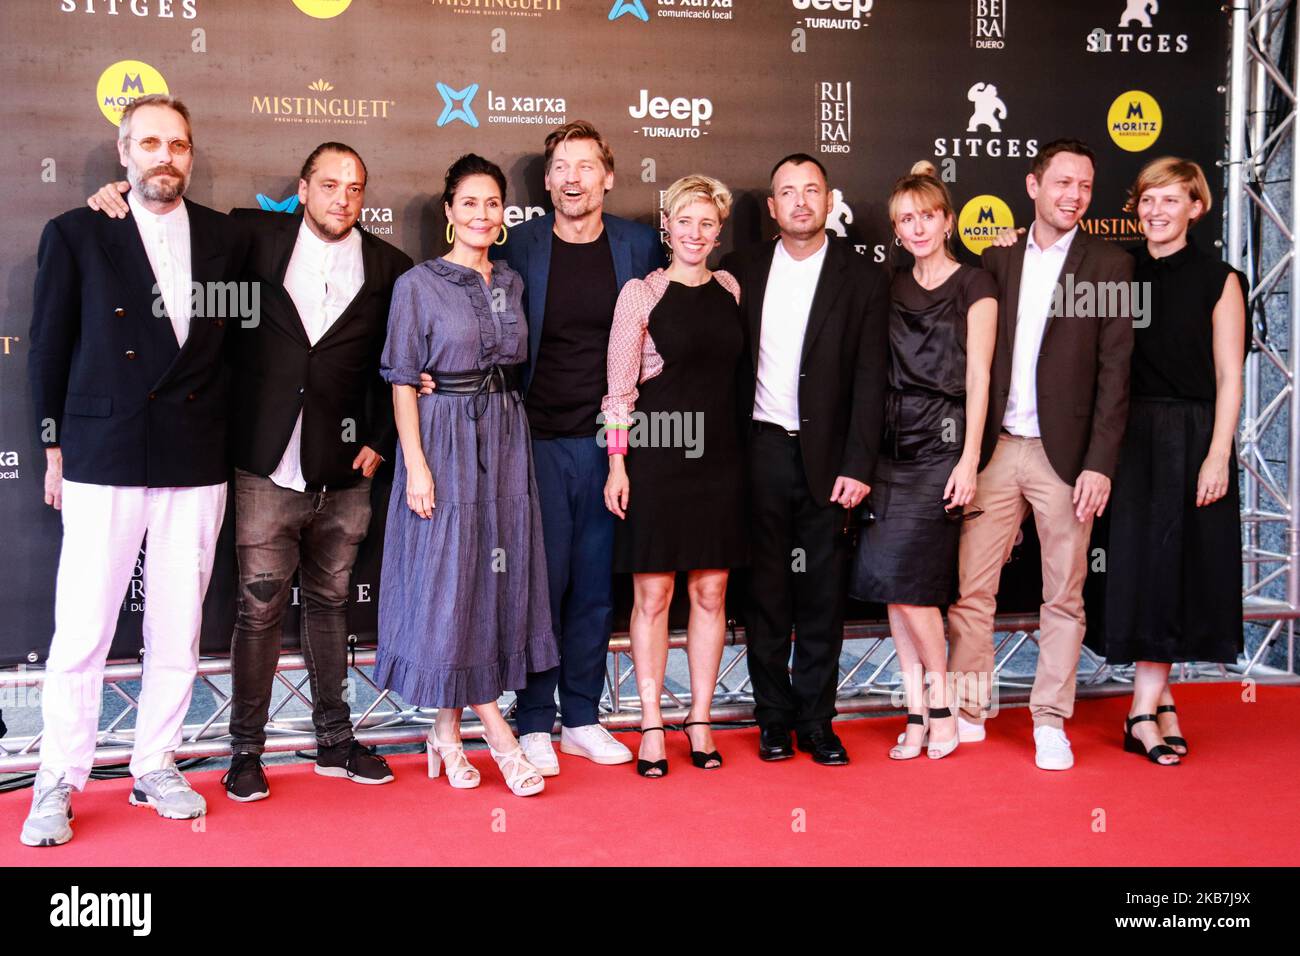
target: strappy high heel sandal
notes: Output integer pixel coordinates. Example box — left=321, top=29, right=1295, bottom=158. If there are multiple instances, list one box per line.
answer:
left=890, top=712, right=928, bottom=760
left=486, top=741, right=546, bottom=796
left=1156, top=704, right=1188, bottom=755
left=636, top=726, right=668, bottom=778
left=682, top=721, right=723, bottom=769
left=426, top=727, right=481, bottom=789
left=1123, top=714, right=1180, bottom=766
left=926, top=707, right=959, bottom=760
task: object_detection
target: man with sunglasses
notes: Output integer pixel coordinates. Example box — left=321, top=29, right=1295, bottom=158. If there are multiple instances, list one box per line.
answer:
left=23, top=95, right=248, bottom=846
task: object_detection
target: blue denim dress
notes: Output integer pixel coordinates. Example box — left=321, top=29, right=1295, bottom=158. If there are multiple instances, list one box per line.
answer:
left=376, top=257, right=557, bottom=707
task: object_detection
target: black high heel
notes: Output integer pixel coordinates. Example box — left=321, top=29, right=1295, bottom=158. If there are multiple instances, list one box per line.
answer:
left=636, top=727, right=668, bottom=778
left=1123, top=714, right=1180, bottom=765
left=682, top=720, right=723, bottom=769
left=1156, top=704, right=1188, bottom=755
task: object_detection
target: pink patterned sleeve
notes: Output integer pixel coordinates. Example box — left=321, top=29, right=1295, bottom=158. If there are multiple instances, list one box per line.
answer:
left=600, top=272, right=668, bottom=455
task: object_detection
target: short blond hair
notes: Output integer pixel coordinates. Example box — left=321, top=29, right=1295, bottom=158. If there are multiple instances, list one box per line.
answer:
left=662, top=174, right=732, bottom=223
left=1125, top=156, right=1212, bottom=221
left=118, top=94, right=192, bottom=144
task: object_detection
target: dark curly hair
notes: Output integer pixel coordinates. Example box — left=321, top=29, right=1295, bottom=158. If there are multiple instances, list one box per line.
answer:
left=441, top=153, right=507, bottom=207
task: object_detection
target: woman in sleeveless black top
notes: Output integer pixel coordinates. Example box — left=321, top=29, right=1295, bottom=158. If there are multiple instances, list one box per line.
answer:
left=1093, top=158, right=1246, bottom=765
left=849, top=163, right=998, bottom=760
left=602, top=176, right=746, bottom=777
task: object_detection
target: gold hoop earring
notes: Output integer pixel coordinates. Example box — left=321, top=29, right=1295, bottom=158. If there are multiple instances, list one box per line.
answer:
left=446, top=222, right=455, bottom=245
left=495, top=223, right=508, bottom=246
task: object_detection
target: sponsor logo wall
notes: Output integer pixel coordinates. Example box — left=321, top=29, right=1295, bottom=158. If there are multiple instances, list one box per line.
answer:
left=0, top=0, right=1227, bottom=664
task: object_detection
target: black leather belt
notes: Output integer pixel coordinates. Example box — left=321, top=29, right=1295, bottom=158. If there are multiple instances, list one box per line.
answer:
left=425, top=364, right=524, bottom=472
left=752, top=419, right=798, bottom=438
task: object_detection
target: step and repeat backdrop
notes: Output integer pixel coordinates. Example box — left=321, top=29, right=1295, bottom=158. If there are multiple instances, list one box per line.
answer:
left=0, top=0, right=1227, bottom=666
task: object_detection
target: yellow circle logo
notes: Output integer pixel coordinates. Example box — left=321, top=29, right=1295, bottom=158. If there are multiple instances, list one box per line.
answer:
left=292, top=0, right=353, bottom=17
left=1107, top=90, right=1162, bottom=152
left=96, top=60, right=169, bottom=126
left=958, top=195, right=1015, bottom=256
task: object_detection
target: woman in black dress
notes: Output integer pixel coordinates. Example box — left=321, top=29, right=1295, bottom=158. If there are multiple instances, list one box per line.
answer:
left=1104, top=157, right=1246, bottom=765
left=849, top=162, right=998, bottom=760
left=602, top=175, right=746, bottom=777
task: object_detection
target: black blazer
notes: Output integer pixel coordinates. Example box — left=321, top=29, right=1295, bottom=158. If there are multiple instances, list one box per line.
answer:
left=722, top=237, right=891, bottom=502
left=27, top=201, right=249, bottom=487
left=227, top=209, right=413, bottom=489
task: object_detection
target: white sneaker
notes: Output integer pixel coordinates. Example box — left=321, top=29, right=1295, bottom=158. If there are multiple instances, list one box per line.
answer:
left=957, top=716, right=987, bottom=743
left=1033, top=725, right=1074, bottom=770
left=560, top=723, right=633, bottom=765
left=519, top=732, right=560, bottom=777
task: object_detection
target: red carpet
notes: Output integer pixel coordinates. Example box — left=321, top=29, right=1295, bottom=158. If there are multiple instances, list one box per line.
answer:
left=2, top=681, right=1297, bottom=867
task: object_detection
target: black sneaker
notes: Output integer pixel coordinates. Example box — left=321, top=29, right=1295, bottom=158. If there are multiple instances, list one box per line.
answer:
left=314, top=739, right=394, bottom=785
left=222, top=753, right=270, bottom=802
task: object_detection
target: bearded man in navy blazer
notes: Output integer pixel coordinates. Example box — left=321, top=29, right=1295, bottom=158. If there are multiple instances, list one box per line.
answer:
left=419, top=121, right=664, bottom=774
left=23, top=96, right=248, bottom=846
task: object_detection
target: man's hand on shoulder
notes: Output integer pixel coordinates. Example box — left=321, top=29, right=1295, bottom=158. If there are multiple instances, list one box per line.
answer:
left=86, top=181, right=131, bottom=219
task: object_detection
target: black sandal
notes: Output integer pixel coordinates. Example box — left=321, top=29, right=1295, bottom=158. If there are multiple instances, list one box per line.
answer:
left=636, top=727, right=668, bottom=778
left=682, top=720, right=723, bottom=770
left=1156, top=704, right=1188, bottom=755
left=1123, top=714, right=1180, bottom=765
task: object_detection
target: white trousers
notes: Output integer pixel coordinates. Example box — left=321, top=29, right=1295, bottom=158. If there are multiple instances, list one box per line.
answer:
left=39, top=480, right=227, bottom=789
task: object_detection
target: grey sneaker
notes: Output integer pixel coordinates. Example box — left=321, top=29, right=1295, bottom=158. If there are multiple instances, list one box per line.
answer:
left=129, top=767, right=207, bottom=819
left=20, top=770, right=74, bottom=847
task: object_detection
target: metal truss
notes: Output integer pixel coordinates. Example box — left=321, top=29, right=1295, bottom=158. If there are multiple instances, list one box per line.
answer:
left=3, top=614, right=1291, bottom=774
left=1227, top=0, right=1300, bottom=672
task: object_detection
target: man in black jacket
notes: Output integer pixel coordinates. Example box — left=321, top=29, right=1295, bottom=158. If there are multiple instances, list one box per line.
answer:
left=23, top=96, right=249, bottom=846
left=89, top=142, right=413, bottom=799
left=721, top=155, right=890, bottom=765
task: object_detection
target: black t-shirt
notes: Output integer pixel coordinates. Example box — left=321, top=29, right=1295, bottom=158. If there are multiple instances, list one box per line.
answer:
left=526, top=231, right=620, bottom=438
left=1129, top=239, right=1248, bottom=402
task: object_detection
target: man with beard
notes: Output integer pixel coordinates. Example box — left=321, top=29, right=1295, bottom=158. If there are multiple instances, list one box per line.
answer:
left=23, top=96, right=248, bottom=845
left=418, top=121, right=663, bottom=774
left=720, top=154, right=890, bottom=766
left=86, top=143, right=413, bottom=800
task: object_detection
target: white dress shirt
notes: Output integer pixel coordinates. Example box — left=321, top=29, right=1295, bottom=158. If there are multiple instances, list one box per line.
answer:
left=753, top=238, right=829, bottom=431
left=1002, top=223, right=1078, bottom=437
left=128, top=191, right=192, bottom=348
left=269, top=221, right=365, bottom=492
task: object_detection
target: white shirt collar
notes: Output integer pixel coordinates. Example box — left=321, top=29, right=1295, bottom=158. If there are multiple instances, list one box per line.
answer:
left=1026, top=222, right=1077, bottom=255
left=774, top=235, right=830, bottom=267
left=127, top=190, right=187, bottom=227
left=296, top=218, right=362, bottom=258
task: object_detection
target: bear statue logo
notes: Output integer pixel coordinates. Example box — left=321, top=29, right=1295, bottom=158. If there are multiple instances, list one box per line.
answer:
left=966, top=82, right=1007, bottom=133
left=1119, top=0, right=1158, bottom=29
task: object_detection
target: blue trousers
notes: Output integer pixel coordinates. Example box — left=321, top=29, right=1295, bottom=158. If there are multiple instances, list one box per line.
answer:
left=515, top=436, right=614, bottom=733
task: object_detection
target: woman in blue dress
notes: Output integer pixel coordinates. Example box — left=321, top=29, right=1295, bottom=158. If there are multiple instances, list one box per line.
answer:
left=377, top=154, right=557, bottom=797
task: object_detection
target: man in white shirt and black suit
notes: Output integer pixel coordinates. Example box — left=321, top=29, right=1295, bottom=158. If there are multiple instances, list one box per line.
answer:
left=24, top=95, right=249, bottom=846
left=87, top=143, right=413, bottom=800
left=721, top=154, right=891, bottom=765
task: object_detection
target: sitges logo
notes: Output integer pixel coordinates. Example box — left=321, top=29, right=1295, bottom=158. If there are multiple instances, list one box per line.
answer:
left=629, top=90, right=712, bottom=138
left=958, top=194, right=1014, bottom=255
left=251, top=79, right=394, bottom=126
left=61, top=0, right=198, bottom=16
left=792, top=0, right=873, bottom=31
left=934, top=81, right=1037, bottom=159
left=1087, top=0, right=1188, bottom=54
left=95, top=60, right=168, bottom=126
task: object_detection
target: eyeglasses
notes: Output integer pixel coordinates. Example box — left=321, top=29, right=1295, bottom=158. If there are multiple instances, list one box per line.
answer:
left=128, top=136, right=193, bottom=155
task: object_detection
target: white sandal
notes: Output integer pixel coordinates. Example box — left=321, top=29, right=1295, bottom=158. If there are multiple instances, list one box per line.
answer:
left=891, top=713, right=929, bottom=760
left=487, top=741, right=545, bottom=797
left=427, top=727, right=481, bottom=789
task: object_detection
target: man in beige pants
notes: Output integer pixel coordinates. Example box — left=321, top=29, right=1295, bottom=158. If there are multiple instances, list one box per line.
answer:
left=946, top=139, right=1135, bottom=770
